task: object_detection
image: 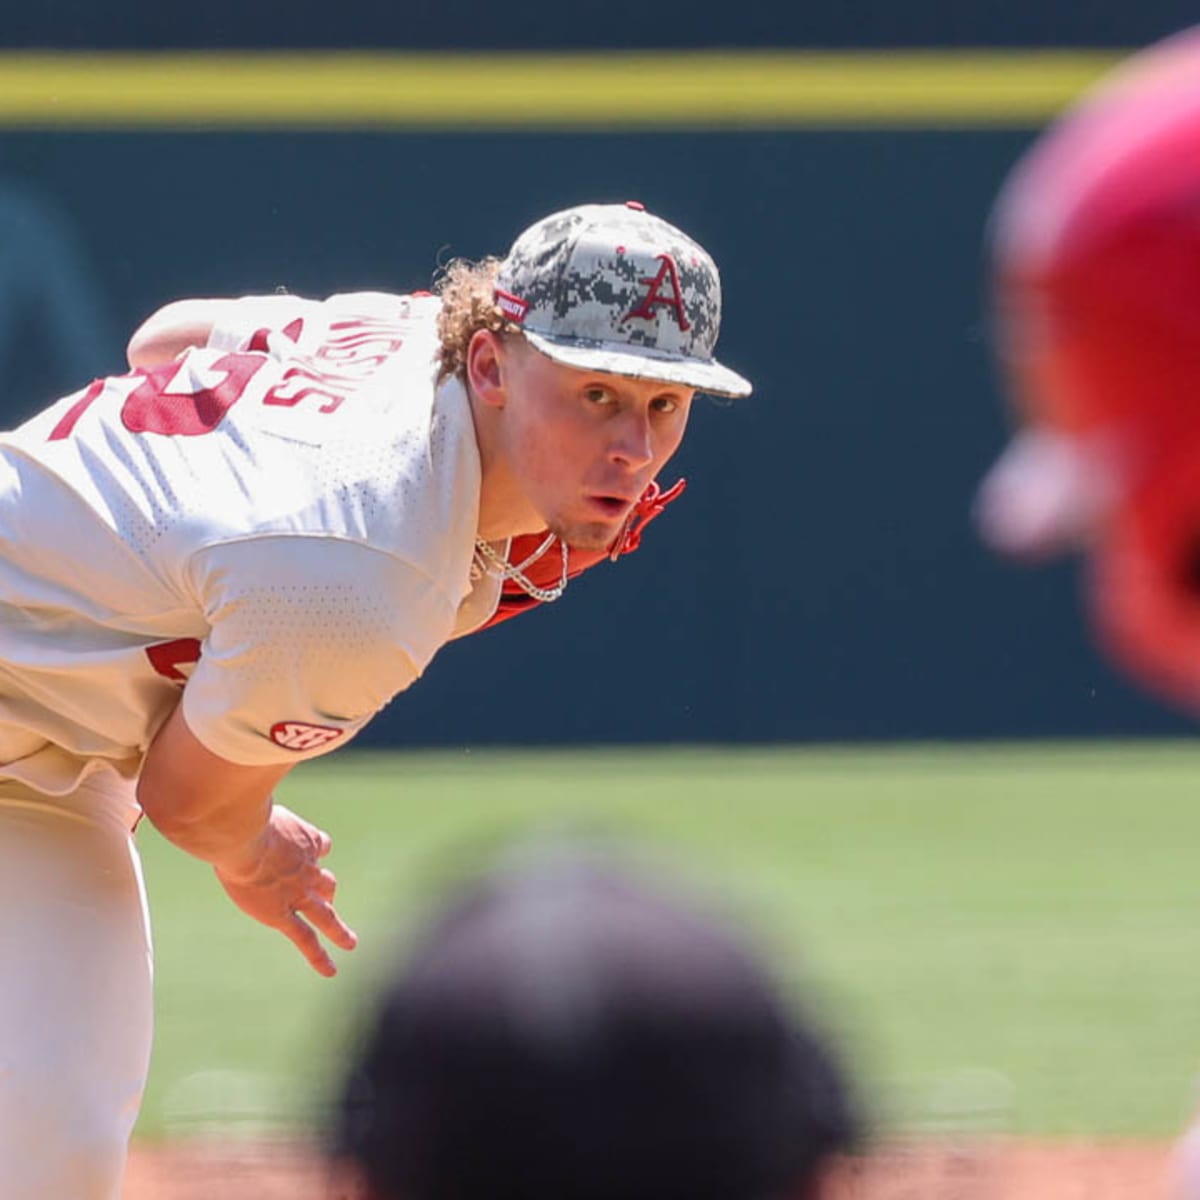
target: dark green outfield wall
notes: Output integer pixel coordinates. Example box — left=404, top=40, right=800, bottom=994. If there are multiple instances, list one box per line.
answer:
left=2, top=5, right=1198, bottom=744
left=1, top=125, right=1189, bottom=746
left=3, top=0, right=1197, bottom=49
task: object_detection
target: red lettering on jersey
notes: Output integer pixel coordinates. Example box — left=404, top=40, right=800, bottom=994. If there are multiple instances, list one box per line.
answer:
left=624, top=254, right=691, bottom=331
left=317, top=340, right=402, bottom=365
left=145, top=637, right=202, bottom=684
left=329, top=318, right=403, bottom=333
left=269, top=721, right=345, bottom=751
left=45, top=317, right=396, bottom=446
left=317, top=321, right=404, bottom=374
left=262, top=367, right=347, bottom=414
left=122, top=354, right=267, bottom=436
left=48, top=379, right=106, bottom=441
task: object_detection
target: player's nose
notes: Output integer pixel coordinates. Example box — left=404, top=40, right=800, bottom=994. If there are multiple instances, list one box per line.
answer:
left=607, top=409, right=654, bottom=471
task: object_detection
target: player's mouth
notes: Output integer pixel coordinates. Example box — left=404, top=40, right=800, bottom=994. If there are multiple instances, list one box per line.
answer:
left=584, top=494, right=636, bottom=520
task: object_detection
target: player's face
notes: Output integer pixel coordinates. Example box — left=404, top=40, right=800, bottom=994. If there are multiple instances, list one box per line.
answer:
left=500, top=341, right=694, bottom=551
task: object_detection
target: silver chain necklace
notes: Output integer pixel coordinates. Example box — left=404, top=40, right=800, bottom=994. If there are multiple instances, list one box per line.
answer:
left=473, top=533, right=570, bottom=603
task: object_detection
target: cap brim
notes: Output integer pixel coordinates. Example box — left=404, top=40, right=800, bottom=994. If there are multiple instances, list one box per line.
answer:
left=523, top=330, right=753, bottom=399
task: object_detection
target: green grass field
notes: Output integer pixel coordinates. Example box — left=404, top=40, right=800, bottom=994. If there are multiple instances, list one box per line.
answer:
left=135, top=741, right=1200, bottom=1145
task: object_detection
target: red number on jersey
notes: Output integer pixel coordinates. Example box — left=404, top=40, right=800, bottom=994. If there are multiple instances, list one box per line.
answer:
left=145, top=637, right=202, bottom=684
left=47, top=379, right=106, bottom=441
left=47, top=354, right=268, bottom=441
left=122, top=354, right=267, bottom=436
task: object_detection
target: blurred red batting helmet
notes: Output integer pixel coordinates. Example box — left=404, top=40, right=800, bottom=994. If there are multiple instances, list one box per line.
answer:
left=976, top=28, right=1200, bottom=559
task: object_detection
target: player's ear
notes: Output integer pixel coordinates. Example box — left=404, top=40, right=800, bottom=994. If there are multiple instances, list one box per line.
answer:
left=466, top=330, right=508, bottom=409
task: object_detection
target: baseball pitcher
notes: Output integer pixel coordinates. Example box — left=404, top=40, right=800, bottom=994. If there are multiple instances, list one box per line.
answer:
left=0, top=201, right=751, bottom=1198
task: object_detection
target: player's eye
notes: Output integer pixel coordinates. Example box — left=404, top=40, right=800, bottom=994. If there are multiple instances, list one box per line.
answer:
left=584, top=386, right=616, bottom=406
left=651, top=395, right=680, bottom=414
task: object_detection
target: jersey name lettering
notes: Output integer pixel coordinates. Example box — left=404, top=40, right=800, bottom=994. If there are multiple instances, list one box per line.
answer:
left=262, top=367, right=348, bottom=414
left=45, top=315, right=409, bottom=444
left=318, top=319, right=405, bottom=372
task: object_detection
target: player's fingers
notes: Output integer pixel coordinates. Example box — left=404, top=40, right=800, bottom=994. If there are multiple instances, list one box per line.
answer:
left=281, top=913, right=337, bottom=978
left=303, top=896, right=358, bottom=951
left=312, top=828, right=333, bottom=858
left=313, top=868, right=337, bottom=900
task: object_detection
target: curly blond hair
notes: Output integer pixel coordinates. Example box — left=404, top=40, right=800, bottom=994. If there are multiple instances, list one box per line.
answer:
left=434, top=257, right=522, bottom=382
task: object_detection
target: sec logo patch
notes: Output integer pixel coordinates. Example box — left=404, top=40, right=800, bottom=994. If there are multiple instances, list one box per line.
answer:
left=269, top=721, right=345, bottom=751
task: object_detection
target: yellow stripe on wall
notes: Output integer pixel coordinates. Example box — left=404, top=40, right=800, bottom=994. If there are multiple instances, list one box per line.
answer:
left=0, top=51, right=1122, bottom=130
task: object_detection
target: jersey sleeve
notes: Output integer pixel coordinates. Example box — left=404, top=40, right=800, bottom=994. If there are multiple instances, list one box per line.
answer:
left=206, top=295, right=325, bottom=355
left=180, top=535, right=458, bottom=766
left=206, top=292, right=417, bottom=357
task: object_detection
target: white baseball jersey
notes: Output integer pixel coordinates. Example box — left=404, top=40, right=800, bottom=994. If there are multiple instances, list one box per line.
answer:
left=0, top=291, right=500, bottom=795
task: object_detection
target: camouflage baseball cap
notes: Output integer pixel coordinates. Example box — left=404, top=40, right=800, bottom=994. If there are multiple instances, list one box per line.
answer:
left=494, top=201, right=752, bottom=399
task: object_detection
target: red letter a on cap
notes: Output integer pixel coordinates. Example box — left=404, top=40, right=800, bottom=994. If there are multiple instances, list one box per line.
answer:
left=625, top=254, right=691, bottom=331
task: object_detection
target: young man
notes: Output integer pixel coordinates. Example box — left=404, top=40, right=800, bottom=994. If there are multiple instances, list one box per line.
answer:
left=332, top=844, right=860, bottom=1200
left=0, top=200, right=751, bottom=1198
left=974, top=27, right=1200, bottom=1199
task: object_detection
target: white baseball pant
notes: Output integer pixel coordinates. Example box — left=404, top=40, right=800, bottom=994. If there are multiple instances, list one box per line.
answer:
left=0, top=769, right=153, bottom=1199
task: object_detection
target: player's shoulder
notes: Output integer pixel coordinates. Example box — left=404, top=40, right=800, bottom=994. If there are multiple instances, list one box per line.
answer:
left=208, top=290, right=441, bottom=356
left=319, top=290, right=442, bottom=320
left=295, top=290, right=444, bottom=357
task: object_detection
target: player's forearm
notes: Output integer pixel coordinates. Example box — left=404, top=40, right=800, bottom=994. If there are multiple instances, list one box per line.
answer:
left=139, top=778, right=276, bottom=871
left=137, top=703, right=291, bottom=872
left=126, top=299, right=230, bottom=369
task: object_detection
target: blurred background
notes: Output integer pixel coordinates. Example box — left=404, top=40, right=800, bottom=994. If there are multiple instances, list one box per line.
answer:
left=6, top=0, right=1200, bottom=746
left=8, top=4, right=1200, bottom=1188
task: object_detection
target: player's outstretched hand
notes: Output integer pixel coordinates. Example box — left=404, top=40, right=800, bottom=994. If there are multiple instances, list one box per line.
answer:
left=213, top=803, right=358, bottom=977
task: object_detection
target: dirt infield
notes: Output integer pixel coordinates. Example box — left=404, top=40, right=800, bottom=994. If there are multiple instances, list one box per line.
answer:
left=123, top=1138, right=1175, bottom=1199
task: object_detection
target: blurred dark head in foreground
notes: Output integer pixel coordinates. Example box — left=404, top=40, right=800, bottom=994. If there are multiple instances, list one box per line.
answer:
left=975, top=26, right=1200, bottom=715
left=333, top=849, right=860, bottom=1200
